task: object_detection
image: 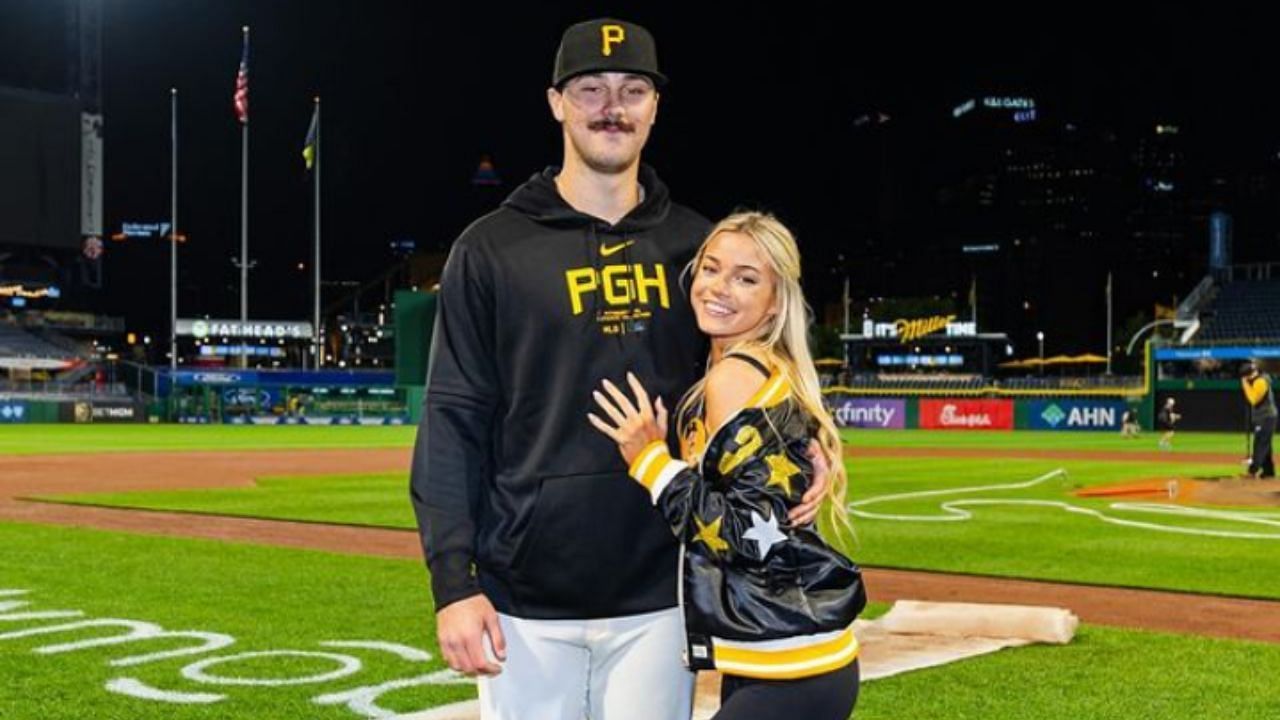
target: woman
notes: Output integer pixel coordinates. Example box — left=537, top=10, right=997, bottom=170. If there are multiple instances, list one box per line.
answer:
left=589, top=211, right=865, bottom=719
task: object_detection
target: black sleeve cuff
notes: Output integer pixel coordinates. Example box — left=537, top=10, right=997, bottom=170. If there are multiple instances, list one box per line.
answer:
left=428, top=552, right=483, bottom=612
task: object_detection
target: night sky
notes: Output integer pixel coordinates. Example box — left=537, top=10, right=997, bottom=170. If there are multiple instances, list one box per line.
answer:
left=2, top=1, right=1279, bottom=354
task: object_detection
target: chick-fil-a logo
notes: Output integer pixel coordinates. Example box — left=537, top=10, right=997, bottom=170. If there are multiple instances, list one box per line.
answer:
left=921, top=399, right=1013, bottom=430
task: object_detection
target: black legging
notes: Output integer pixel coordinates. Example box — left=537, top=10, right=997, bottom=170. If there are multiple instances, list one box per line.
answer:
left=1252, top=416, right=1277, bottom=478
left=715, top=660, right=860, bottom=720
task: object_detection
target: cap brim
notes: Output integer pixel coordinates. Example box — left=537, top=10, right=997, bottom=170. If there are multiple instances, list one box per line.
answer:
left=555, top=68, right=668, bottom=89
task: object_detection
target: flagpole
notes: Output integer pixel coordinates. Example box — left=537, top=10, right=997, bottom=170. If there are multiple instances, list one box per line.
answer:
left=313, top=97, right=322, bottom=369
left=970, top=274, right=978, bottom=327
left=1106, top=270, right=1113, bottom=375
left=841, top=276, right=850, bottom=368
left=841, top=276, right=849, bottom=335
left=170, top=88, right=178, bottom=374
left=239, top=25, right=250, bottom=368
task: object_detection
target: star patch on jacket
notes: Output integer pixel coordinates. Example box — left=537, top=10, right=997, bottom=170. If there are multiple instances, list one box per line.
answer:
left=743, top=509, right=788, bottom=560
left=764, top=452, right=801, bottom=497
left=694, top=514, right=730, bottom=554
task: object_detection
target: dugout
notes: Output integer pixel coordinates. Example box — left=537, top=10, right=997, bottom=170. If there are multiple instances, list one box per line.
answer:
left=162, top=369, right=408, bottom=425
left=1154, top=345, right=1280, bottom=432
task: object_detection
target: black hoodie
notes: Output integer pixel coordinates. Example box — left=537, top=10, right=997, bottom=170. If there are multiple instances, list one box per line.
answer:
left=411, top=165, right=710, bottom=619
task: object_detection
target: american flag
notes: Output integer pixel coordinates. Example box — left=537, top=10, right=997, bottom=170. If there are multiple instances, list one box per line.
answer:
left=233, top=31, right=249, bottom=124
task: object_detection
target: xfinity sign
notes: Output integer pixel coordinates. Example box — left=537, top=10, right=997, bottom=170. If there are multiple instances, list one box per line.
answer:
left=832, top=398, right=906, bottom=429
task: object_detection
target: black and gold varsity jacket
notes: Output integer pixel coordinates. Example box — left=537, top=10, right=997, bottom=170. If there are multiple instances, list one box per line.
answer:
left=628, top=364, right=866, bottom=680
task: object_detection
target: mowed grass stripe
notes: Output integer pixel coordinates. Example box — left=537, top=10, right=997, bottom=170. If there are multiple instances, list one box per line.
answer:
left=36, top=449, right=1280, bottom=599
left=3, top=522, right=1280, bottom=719
left=37, top=473, right=417, bottom=529
left=0, top=424, right=1246, bottom=456
left=0, top=521, right=464, bottom=719
left=0, top=424, right=418, bottom=455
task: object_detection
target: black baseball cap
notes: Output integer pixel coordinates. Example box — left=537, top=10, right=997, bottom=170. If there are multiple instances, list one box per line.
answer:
left=552, top=18, right=667, bottom=88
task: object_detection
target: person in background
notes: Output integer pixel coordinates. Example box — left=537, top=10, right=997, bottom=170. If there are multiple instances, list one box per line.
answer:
left=1241, top=361, right=1276, bottom=478
left=1119, top=407, right=1141, bottom=438
left=1157, top=397, right=1181, bottom=450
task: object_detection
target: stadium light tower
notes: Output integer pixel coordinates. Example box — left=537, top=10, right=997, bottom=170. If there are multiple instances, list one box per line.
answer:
left=1036, top=331, right=1045, bottom=375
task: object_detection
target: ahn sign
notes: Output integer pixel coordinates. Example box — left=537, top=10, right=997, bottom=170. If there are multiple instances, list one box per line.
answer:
left=1029, top=400, right=1128, bottom=431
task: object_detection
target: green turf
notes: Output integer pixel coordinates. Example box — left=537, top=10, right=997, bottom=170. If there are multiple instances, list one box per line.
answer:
left=839, top=456, right=1280, bottom=599
left=841, top=428, right=1248, bottom=454
left=0, top=424, right=1245, bottom=456
left=0, top=424, right=417, bottom=455
left=3, top=522, right=1279, bottom=719
left=40, top=451, right=1280, bottom=599
left=0, top=522, right=463, bottom=719
left=858, top=624, right=1280, bottom=719
left=43, top=473, right=417, bottom=529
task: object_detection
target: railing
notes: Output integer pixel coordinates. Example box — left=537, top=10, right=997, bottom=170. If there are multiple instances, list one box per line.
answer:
left=825, top=373, right=1146, bottom=397
left=1177, top=275, right=1215, bottom=319
left=1212, top=263, right=1280, bottom=283
left=0, top=380, right=131, bottom=401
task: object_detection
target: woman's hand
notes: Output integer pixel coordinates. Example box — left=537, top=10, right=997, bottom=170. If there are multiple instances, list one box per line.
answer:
left=587, top=372, right=669, bottom=466
left=789, top=440, right=829, bottom=526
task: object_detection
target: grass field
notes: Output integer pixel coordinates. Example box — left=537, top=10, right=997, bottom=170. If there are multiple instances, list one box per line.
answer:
left=10, top=425, right=1280, bottom=717
left=843, top=428, right=1248, bottom=454
left=37, top=427, right=1280, bottom=599
left=4, top=521, right=1280, bottom=719
left=0, top=522, right=463, bottom=719
left=0, top=424, right=417, bottom=455
left=0, top=424, right=1250, bottom=456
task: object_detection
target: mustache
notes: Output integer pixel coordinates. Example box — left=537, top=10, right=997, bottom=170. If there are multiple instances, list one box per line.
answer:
left=588, top=119, right=635, bottom=132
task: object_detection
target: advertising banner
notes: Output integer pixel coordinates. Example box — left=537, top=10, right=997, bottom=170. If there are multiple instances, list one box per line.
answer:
left=0, top=402, right=28, bottom=423
left=1027, top=399, right=1128, bottom=431
left=61, top=400, right=143, bottom=424
left=920, top=399, right=1014, bottom=430
left=224, top=415, right=407, bottom=426
left=831, top=398, right=906, bottom=429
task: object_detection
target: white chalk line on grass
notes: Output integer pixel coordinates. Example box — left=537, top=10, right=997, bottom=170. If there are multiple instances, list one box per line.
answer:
left=314, top=670, right=473, bottom=719
left=105, top=678, right=225, bottom=704
left=0, top=588, right=474, bottom=718
left=321, top=640, right=434, bottom=663
left=181, top=649, right=363, bottom=686
left=848, top=468, right=1280, bottom=540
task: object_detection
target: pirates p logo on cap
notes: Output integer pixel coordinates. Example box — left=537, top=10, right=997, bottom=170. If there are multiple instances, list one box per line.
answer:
left=553, top=18, right=667, bottom=87
left=601, top=24, right=625, bottom=56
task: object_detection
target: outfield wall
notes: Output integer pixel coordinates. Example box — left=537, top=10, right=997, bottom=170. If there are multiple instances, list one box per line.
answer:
left=163, top=369, right=409, bottom=424
left=0, top=397, right=143, bottom=424
left=1155, top=379, right=1256, bottom=432
left=825, top=394, right=1137, bottom=431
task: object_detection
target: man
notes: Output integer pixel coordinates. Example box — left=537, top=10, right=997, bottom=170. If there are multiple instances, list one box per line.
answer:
left=1157, top=397, right=1180, bottom=450
left=410, top=19, right=826, bottom=719
left=1119, top=407, right=1141, bottom=438
left=1241, top=361, right=1276, bottom=478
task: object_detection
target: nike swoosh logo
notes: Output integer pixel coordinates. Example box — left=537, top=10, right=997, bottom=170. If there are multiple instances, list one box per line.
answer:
left=600, top=240, right=635, bottom=257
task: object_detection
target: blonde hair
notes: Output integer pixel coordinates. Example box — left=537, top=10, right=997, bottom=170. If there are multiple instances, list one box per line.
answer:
left=678, top=211, right=850, bottom=530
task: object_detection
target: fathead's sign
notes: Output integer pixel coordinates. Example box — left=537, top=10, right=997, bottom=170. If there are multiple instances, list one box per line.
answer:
left=920, top=399, right=1014, bottom=430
